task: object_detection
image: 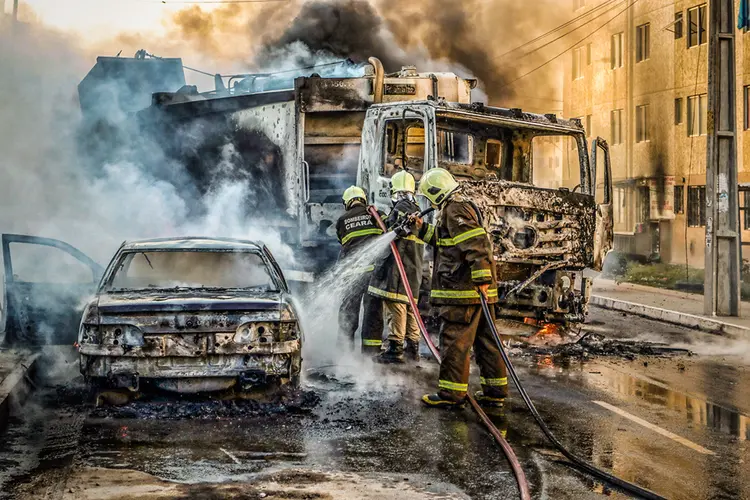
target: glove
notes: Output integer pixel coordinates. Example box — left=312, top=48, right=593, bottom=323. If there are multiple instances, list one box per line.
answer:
left=407, top=214, right=424, bottom=234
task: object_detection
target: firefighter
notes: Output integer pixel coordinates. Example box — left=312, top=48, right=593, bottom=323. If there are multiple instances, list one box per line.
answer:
left=407, top=168, right=508, bottom=408
left=336, top=186, right=385, bottom=354
left=368, top=171, right=423, bottom=363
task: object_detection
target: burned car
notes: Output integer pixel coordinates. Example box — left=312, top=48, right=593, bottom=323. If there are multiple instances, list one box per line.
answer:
left=75, top=237, right=302, bottom=394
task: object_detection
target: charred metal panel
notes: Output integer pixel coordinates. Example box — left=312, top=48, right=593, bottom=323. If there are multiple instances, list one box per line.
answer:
left=462, top=181, right=596, bottom=268
left=78, top=337, right=300, bottom=357
left=81, top=352, right=298, bottom=379
left=297, top=77, right=373, bottom=112
left=232, top=101, right=300, bottom=219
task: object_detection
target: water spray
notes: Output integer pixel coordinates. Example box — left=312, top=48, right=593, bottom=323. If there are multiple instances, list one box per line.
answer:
left=367, top=206, right=532, bottom=500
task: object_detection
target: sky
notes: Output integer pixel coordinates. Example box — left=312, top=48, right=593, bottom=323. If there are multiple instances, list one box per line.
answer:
left=4, top=0, right=187, bottom=38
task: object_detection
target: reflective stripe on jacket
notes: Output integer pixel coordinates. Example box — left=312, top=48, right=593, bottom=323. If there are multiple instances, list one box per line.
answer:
left=336, top=203, right=384, bottom=262
left=417, top=194, right=498, bottom=305
left=368, top=197, right=423, bottom=304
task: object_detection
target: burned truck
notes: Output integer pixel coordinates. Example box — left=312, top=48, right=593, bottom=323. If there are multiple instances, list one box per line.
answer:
left=356, top=101, right=613, bottom=326
left=78, top=54, right=612, bottom=328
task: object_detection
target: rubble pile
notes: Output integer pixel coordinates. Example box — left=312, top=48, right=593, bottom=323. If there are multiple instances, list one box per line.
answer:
left=522, top=332, right=693, bottom=361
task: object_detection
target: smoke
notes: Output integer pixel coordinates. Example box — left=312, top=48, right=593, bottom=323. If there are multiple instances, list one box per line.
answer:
left=164, top=0, right=568, bottom=105
left=0, top=22, right=293, bottom=265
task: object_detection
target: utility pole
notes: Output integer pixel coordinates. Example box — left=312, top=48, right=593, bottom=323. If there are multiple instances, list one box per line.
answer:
left=704, top=0, right=741, bottom=316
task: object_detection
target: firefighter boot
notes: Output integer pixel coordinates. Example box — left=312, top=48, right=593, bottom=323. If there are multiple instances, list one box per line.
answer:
left=421, top=391, right=466, bottom=409
left=404, top=339, right=420, bottom=362
left=474, top=390, right=505, bottom=408
left=376, top=340, right=405, bottom=364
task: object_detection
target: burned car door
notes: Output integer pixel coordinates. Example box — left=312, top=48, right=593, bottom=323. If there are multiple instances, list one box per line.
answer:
left=591, top=138, right=614, bottom=271
left=2, top=234, right=103, bottom=346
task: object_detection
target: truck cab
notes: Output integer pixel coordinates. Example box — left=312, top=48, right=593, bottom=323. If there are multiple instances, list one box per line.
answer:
left=357, top=100, right=613, bottom=326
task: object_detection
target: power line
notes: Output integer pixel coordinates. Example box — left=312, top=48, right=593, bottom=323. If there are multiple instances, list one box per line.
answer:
left=499, top=0, right=641, bottom=90
left=157, top=0, right=288, bottom=3
left=515, top=0, right=628, bottom=61
left=496, top=0, right=617, bottom=60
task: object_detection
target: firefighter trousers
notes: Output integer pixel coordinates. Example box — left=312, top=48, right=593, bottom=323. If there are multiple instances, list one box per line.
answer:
left=384, top=301, right=421, bottom=344
left=436, top=305, right=508, bottom=400
left=338, top=274, right=384, bottom=351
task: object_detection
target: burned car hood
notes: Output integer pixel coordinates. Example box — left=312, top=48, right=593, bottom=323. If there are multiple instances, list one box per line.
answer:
left=96, top=289, right=284, bottom=314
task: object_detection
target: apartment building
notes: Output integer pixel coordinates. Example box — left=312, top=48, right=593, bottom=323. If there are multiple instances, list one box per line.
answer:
left=563, top=0, right=750, bottom=269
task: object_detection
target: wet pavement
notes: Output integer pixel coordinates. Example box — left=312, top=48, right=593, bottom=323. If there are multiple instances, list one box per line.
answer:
left=2, top=307, right=750, bottom=499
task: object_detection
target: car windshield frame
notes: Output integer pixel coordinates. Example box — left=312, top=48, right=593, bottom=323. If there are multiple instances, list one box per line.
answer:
left=100, top=248, right=281, bottom=293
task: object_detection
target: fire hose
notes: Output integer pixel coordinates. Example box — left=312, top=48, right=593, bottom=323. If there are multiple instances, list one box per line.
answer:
left=368, top=206, right=532, bottom=500
left=476, top=293, right=665, bottom=500
left=369, top=205, right=666, bottom=500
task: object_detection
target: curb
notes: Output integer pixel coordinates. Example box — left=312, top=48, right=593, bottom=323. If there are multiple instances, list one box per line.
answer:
left=589, top=295, right=750, bottom=338
left=0, top=352, right=40, bottom=432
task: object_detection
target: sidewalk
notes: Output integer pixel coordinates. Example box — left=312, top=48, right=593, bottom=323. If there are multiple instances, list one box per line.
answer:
left=590, top=279, right=750, bottom=338
left=0, top=348, right=40, bottom=431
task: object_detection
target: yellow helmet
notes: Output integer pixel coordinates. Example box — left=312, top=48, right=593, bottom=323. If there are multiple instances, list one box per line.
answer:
left=342, top=185, right=367, bottom=207
left=418, top=168, right=459, bottom=206
left=391, top=170, right=416, bottom=195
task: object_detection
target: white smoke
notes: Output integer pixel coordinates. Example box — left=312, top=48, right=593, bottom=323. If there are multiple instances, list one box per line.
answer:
left=0, top=22, right=294, bottom=271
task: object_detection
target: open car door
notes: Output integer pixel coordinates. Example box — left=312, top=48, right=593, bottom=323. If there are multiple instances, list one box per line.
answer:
left=2, top=234, right=103, bottom=346
left=591, top=138, right=614, bottom=271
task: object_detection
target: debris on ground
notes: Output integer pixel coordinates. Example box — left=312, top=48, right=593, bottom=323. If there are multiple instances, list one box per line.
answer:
left=90, top=390, right=321, bottom=420
left=520, top=332, right=693, bottom=361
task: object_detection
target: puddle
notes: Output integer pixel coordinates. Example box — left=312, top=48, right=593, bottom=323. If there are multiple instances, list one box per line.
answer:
left=531, top=360, right=750, bottom=441
left=584, top=365, right=750, bottom=440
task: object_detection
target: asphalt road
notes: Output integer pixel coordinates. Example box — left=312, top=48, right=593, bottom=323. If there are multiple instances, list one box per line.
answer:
left=1, top=307, right=750, bottom=499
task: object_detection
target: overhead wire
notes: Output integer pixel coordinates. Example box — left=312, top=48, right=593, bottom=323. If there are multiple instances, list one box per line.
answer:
left=512, top=0, right=630, bottom=61
left=499, top=0, right=642, bottom=90
left=496, top=0, right=618, bottom=60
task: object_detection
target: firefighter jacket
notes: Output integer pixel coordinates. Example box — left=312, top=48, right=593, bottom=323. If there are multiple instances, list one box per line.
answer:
left=336, top=203, right=384, bottom=266
left=368, top=197, right=424, bottom=304
left=416, top=194, right=498, bottom=305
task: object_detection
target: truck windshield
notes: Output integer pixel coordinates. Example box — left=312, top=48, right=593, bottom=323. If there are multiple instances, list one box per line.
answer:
left=107, top=251, right=276, bottom=291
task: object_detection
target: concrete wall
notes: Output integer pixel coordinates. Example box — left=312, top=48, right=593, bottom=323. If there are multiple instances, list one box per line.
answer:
left=563, top=0, right=750, bottom=267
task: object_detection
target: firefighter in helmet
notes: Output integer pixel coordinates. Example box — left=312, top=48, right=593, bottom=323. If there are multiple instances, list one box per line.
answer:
left=336, top=186, right=385, bottom=353
left=407, top=168, right=508, bottom=407
left=368, top=171, right=423, bottom=363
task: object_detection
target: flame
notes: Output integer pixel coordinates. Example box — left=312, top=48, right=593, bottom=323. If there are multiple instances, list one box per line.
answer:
left=536, top=323, right=560, bottom=336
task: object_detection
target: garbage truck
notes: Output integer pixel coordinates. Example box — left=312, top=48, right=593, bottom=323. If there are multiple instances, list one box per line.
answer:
left=75, top=54, right=612, bottom=328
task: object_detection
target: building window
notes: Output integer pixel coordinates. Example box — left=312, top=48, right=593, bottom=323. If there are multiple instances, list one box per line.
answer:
left=688, top=4, right=707, bottom=48
left=742, top=190, right=750, bottom=230
left=585, top=114, right=592, bottom=136
left=744, top=85, right=750, bottom=130
left=636, top=24, right=650, bottom=62
left=674, top=12, right=684, bottom=39
left=611, top=109, right=623, bottom=145
left=611, top=32, right=624, bottom=69
left=688, top=94, right=708, bottom=136
left=687, top=186, right=706, bottom=227
left=637, top=186, right=650, bottom=223
left=572, top=46, right=585, bottom=80
left=674, top=185, right=685, bottom=214
left=675, top=98, right=683, bottom=125
left=614, top=186, right=626, bottom=224
left=636, top=105, right=650, bottom=142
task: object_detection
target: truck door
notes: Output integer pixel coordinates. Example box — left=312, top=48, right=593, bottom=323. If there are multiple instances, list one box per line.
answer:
left=359, top=107, right=432, bottom=214
left=1, top=234, right=103, bottom=346
left=591, top=138, right=614, bottom=270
